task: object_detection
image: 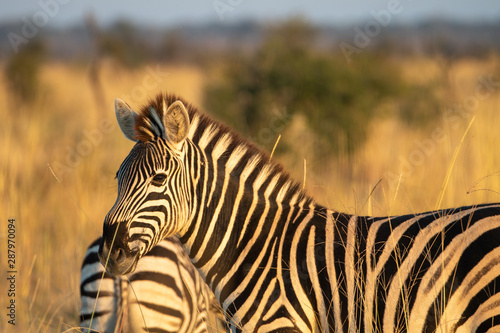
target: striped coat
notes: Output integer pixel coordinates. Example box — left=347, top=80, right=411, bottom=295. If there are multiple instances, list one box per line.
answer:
left=80, top=237, right=227, bottom=332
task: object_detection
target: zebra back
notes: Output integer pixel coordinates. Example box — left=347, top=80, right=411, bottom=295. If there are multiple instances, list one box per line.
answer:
left=80, top=237, right=227, bottom=333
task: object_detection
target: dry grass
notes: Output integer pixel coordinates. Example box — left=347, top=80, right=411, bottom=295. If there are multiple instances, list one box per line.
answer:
left=0, top=56, right=499, bottom=332
left=300, top=56, right=500, bottom=217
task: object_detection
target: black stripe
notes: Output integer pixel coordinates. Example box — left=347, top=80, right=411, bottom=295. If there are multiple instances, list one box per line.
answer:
left=80, top=310, right=111, bottom=321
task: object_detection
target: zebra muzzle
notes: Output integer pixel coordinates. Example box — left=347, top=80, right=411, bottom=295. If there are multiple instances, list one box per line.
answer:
left=98, top=236, right=140, bottom=276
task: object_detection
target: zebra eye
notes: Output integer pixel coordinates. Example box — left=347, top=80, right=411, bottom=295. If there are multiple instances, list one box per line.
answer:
left=151, top=173, right=167, bottom=186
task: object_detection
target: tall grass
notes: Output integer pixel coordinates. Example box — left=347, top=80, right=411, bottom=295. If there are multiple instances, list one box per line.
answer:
left=0, top=56, right=499, bottom=332
left=295, top=57, right=500, bottom=217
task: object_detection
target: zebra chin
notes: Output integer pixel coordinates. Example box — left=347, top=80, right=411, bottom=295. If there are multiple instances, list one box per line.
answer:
left=97, top=236, right=141, bottom=276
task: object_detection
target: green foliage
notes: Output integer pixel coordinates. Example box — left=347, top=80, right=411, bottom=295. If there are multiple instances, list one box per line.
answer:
left=98, top=20, right=146, bottom=68
left=4, top=39, right=45, bottom=106
left=396, top=81, right=443, bottom=127
left=204, top=19, right=424, bottom=156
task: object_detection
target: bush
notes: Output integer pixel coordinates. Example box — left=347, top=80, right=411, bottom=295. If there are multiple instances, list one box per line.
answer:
left=97, top=20, right=147, bottom=68
left=4, top=39, right=45, bottom=106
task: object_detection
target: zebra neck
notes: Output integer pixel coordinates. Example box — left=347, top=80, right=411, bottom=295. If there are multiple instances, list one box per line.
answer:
left=183, top=172, right=321, bottom=306
left=177, top=115, right=315, bottom=291
left=180, top=142, right=311, bottom=267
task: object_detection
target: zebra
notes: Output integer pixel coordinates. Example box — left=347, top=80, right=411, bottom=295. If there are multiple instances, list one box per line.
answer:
left=98, top=92, right=500, bottom=332
left=80, top=236, right=227, bottom=332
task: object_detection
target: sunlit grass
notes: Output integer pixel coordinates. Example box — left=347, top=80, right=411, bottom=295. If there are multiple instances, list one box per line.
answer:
left=302, top=56, right=500, bottom=216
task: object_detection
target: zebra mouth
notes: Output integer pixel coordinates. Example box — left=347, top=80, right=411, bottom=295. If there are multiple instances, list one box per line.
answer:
left=106, top=249, right=140, bottom=276
left=98, top=238, right=141, bottom=276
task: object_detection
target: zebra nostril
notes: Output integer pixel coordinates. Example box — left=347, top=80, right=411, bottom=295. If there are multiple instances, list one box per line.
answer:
left=114, top=247, right=126, bottom=264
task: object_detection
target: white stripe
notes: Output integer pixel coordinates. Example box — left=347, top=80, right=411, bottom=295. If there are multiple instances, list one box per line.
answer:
left=254, top=164, right=273, bottom=190
left=207, top=133, right=232, bottom=207
left=307, top=225, right=327, bottom=332
left=236, top=155, right=262, bottom=247
left=258, top=317, right=295, bottom=331
left=289, top=202, right=317, bottom=332
left=326, top=211, right=343, bottom=332
left=197, top=124, right=218, bottom=150
left=187, top=115, right=200, bottom=139
left=346, top=215, right=358, bottom=333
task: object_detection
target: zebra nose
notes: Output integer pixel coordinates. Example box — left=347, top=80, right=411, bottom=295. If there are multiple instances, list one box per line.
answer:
left=109, top=247, right=127, bottom=264
left=98, top=236, right=140, bottom=276
left=99, top=238, right=127, bottom=265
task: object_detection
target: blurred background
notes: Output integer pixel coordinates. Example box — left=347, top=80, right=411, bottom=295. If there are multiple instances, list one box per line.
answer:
left=1, top=0, right=500, bottom=331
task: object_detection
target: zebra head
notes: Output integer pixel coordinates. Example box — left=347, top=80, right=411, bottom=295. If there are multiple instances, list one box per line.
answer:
left=99, top=96, right=192, bottom=276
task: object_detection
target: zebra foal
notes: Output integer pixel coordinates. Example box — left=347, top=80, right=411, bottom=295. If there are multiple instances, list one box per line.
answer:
left=80, top=236, right=226, bottom=332
left=98, top=93, right=500, bottom=332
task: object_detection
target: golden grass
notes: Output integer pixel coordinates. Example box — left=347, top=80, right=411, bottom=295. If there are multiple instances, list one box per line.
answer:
left=301, top=56, right=500, bottom=216
left=0, top=56, right=499, bottom=332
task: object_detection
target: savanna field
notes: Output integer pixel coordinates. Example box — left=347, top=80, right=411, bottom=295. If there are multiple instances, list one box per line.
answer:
left=1, top=55, right=500, bottom=332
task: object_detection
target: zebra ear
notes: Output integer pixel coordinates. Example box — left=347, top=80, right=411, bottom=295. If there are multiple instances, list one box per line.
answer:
left=163, top=100, right=190, bottom=150
left=115, top=98, right=138, bottom=142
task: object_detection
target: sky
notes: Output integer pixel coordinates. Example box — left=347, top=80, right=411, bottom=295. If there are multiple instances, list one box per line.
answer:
left=1, top=0, right=500, bottom=28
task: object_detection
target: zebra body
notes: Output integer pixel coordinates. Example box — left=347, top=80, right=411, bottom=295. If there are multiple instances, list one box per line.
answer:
left=81, top=236, right=227, bottom=332
left=99, top=93, right=500, bottom=332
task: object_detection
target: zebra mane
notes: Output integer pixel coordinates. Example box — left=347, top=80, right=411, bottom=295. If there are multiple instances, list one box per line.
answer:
left=135, top=93, right=312, bottom=205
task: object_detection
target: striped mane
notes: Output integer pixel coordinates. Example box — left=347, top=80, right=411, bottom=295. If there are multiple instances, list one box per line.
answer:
left=134, top=93, right=312, bottom=205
